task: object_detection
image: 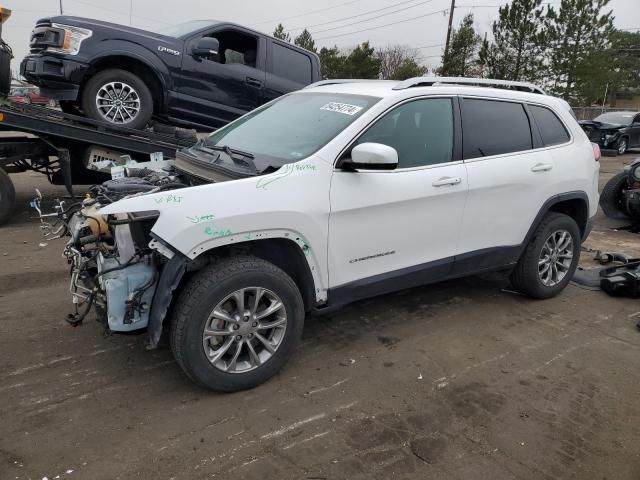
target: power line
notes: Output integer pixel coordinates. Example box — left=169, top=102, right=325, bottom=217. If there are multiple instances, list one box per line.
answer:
left=304, top=0, right=436, bottom=36
left=316, top=8, right=448, bottom=41
left=249, top=0, right=365, bottom=27
left=288, top=0, right=433, bottom=33
left=67, top=0, right=170, bottom=25
left=416, top=43, right=445, bottom=49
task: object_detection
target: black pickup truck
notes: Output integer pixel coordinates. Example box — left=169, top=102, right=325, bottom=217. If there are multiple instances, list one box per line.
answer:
left=21, top=17, right=321, bottom=130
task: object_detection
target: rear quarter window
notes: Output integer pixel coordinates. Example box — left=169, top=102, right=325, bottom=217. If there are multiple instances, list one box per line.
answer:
left=462, top=98, right=532, bottom=159
left=529, top=105, right=571, bottom=146
left=272, top=44, right=312, bottom=85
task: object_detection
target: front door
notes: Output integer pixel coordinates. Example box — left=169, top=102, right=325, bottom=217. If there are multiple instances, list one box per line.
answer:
left=173, top=28, right=266, bottom=128
left=328, top=97, right=468, bottom=298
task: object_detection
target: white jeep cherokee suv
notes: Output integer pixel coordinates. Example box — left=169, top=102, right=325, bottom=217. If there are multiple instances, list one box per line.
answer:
left=57, top=77, right=600, bottom=391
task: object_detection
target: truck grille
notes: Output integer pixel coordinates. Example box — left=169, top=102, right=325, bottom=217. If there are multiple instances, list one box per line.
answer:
left=29, top=23, right=64, bottom=53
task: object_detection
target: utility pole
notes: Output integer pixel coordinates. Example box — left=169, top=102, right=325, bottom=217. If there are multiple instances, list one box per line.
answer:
left=59, top=0, right=64, bottom=15
left=444, top=0, right=456, bottom=58
left=129, top=0, right=133, bottom=25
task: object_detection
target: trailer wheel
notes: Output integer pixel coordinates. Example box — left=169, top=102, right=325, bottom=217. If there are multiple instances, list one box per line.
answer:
left=82, top=69, right=153, bottom=130
left=0, top=168, right=16, bottom=226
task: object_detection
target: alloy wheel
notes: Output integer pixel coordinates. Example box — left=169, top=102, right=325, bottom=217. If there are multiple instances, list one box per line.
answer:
left=202, top=287, right=287, bottom=373
left=95, top=81, right=141, bottom=124
left=538, top=229, right=574, bottom=287
left=618, top=139, right=627, bottom=155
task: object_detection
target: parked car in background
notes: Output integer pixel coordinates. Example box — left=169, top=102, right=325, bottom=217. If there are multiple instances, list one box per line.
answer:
left=21, top=16, right=321, bottom=130
left=579, top=111, right=640, bottom=155
left=8, top=85, right=54, bottom=106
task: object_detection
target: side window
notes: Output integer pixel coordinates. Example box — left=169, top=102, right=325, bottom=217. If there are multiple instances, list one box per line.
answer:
left=529, top=105, right=570, bottom=147
left=355, top=98, right=454, bottom=168
left=633, top=114, right=640, bottom=125
left=272, top=44, right=312, bottom=84
left=462, top=99, right=532, bottom=159
left=207, top=30, right=258, bottom=67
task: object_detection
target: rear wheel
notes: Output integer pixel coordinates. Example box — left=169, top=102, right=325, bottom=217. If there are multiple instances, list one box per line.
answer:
left=600, top=171, right=630, bottom=220
left=170, top=256, right=305, bottom=392
left=510, top=213, right=581, bottom=299
left=0, top=168, right=16, bottom=225
left=81, top=69, right=153, bottom=130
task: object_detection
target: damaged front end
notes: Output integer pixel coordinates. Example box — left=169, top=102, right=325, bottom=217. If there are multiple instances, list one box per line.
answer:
left=32, top=171, right=187, bottom=343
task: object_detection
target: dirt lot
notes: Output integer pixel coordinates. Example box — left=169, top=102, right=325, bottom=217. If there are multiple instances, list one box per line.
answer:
left=2, top=154, right=640, bottom=480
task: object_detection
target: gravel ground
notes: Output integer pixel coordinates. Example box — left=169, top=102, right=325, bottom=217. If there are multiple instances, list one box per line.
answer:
left=1, top=153, right=640, bottom=480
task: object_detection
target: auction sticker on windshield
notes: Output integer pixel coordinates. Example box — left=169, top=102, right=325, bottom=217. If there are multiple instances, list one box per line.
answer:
left=321, top=102, right=364, bottom=115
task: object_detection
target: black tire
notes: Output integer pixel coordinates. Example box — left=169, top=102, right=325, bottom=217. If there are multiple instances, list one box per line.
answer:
left=600, top=172, right=630, bottom=220
left=81, top=69, right=153, bottom=130
left=170, top=255, right=305, bottom=392
left=617, top=137, right=628, bottom=155
left=0, top=168, right=16, bottom=226
left=510, top=212, right=581, bottom=299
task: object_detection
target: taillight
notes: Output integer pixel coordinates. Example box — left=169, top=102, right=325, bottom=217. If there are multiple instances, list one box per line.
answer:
left=592, top=143, right=601, bottom=162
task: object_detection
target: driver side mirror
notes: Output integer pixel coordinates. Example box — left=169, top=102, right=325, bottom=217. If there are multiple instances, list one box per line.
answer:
left=341, top=143, right=398, bottom=171
left=192, top=37, right=220, bottom=60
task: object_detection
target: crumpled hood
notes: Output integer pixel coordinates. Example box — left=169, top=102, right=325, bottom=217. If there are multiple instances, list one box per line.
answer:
left=579, top=120, right=625, bottom=130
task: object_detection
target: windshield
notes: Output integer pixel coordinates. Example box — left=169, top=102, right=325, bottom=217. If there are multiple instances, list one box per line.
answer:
left=594, top=112, right=635, bottom=125
left=207, top=93, right=380, bottom=164
left=157, top=20, right=217, bottom=37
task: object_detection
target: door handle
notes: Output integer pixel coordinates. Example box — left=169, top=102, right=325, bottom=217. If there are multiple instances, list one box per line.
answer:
left=245, top=77, right=262, bottom=87
left=432, top=176, right=462, bottom=187
left=531, top=163, right=553, bottom=172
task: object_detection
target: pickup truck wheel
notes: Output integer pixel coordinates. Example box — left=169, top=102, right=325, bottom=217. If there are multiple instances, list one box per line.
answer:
left=0, top=168, right=16, bottom=225
left=600, top=172, right=630, bottom=220
left=170, top=255, right=305, bottom=392
left=510, top=213, right=581, bottom=299
left=82, top=69, right=153, bottom=130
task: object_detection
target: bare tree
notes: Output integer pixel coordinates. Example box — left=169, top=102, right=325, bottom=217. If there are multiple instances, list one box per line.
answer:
left=377, top=45, right=426, bottom=80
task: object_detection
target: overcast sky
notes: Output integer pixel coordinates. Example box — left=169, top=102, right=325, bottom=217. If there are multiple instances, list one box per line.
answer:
left=3, top=0, right=639, bottom=71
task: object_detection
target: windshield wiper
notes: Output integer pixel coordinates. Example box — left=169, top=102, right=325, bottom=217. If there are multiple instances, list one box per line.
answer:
left=196, top=140, right=258, bottom=173
left=203, top=140, right=255, bottom=159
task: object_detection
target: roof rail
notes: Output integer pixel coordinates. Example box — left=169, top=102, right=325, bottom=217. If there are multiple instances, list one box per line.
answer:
left=304, top=79, right=391, bottom=89
left=392, top=76, right=546, bottom=95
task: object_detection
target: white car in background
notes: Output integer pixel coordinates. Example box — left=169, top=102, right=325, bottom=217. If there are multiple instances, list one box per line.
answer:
left=52, top=77, right=600, bottom=392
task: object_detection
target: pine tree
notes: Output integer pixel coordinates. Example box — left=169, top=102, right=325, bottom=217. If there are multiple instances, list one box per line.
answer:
left=341, top=42, right=381, bottom=79
left=273, top=23, right=290, bottom=42
left=544, top=0, right=614, bottom=101
left=319, top=46, right=344, bottom=79
left=294, top=29, right=316, bottom=53
left=437, top=14, right=481, bottom=77
left=481, top=0, right=545, bottom=81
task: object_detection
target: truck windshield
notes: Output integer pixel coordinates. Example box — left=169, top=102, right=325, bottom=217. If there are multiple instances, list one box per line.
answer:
left=157, top=20, right=217, bottom=37
left=206, top=93, right=379, bottom=164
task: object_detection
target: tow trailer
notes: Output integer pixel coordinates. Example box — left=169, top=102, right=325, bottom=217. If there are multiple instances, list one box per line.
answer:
left=0, top=7, right=196, bottom=225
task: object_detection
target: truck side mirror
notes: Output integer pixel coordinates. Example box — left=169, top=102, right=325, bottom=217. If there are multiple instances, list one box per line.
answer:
left=192, top=37, right=220, bottom=61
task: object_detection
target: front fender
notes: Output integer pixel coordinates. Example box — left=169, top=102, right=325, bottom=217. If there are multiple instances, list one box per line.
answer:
left=99, top=158, right=331, bottom=301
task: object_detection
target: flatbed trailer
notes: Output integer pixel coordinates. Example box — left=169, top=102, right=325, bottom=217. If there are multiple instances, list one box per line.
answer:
left=0, top=99, right=197, bottom=224
left=0, top=6, right=196, bottom=225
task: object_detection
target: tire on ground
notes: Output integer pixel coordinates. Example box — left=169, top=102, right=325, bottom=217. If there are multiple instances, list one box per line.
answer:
left=170, top=255, right=305, bottom=392
left=81, top=69, right=153, bottom=130
left=0, top=167, right=16, bottom=225
left=510, top=212, right=581, bottom=299
left=600, top=171, right=630, bottom=220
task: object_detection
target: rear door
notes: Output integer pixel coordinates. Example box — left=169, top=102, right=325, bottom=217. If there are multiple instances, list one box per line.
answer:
left=454, top=97, right=560, bottom=273
left=173, top=27, right=266, bottom=128
left=264, top=42, right=313, bottom=103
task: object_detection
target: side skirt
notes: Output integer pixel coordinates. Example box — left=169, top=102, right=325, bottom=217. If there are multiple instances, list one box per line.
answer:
left=323, top=246, right=520, bottom=311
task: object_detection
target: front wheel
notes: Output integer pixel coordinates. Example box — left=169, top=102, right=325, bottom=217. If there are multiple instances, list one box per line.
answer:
left=617, top=138, right=628, bottom=155
left=510, top=213, right=581, bottom=299
left=81, top=69, right=153, bottom=130
left=170, top=256, right=305, bottom=392
left=0, top=168, right=16, bottom=225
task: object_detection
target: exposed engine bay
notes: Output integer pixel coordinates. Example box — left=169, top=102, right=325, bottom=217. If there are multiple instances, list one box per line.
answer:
left=33, top=165, right=188, bottom=332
